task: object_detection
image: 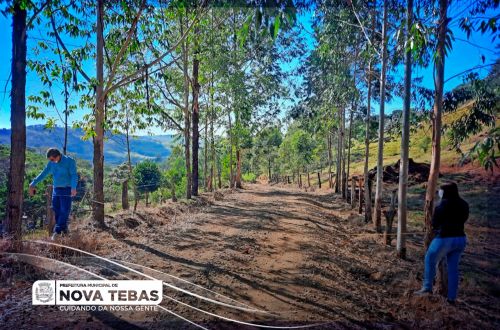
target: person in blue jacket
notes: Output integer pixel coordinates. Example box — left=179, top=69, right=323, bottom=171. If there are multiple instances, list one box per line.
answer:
left=29, top=148, right=78, bottom=239
left=414, top=181, right=469, bottom=304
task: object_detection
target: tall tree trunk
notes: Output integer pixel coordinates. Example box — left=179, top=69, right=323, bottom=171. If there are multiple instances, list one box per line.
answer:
left=210, top=77, right=215, bottom=191
left=63, top=106, right=68, bottom=154
left=347, top=60, right=358, bottom=193
left=217, top=157, right=222, bottom=189
left=341, top=107, right=346, bottom=199
left=62, top=70, right=69, bottom=154
left=373, top=0, right=388, bottom=233
left=236, top=149, right=242, bottom=188
left=208, top=7, right=215, bottom=192
left=327, top=131, right=333, bottom=188
left=364, top=60, right=373, bottom=224
left=92, top=0, right=106, bottom=228
left=55, top=34, right=69, bottom=154
left=181, top=13, right=191, bottom=199
left=191, top=25, right=200, bottom=197
left=335, top=113, right=342, bottom=193
left=5, top=2, right=27, bottom=245
left=397, top=0, right=413, bottom=259
left=231, top=10, right=242, bottom=189
left=228, top=111, right=234, bottom=188
left=346, top=102, right=355, bottom=199
left=424, top=0, right=448, bottom=249
left=203, top=103, right=208, bottom=191
left=268, top=155, right=271, bottom=181
left=125, top=107, right=137, bottom=211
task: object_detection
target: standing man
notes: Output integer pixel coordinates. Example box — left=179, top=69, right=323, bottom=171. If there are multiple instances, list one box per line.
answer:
left=29, top=148, right=78, bottom=240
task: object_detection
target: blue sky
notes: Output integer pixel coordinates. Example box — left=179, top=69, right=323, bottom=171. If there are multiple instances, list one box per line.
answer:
left=0, top=6, right=498, bottom=134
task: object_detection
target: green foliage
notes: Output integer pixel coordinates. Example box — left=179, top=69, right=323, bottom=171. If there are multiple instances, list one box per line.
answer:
left=279, top=126, right=316, bottom=173
left=251, top=126, right=283, bottom=176
left=133, top=160, right=161, bottom=194
left=418, top=136, right=432, bottom=153
left=164, top=145, right=186, bottom=196
left=462, top=126, right=500, bottom=171
left=242, top=173, right=257, bottom=183
left=446, top=73, right=499, bottom=163
left=109, top=163, right=130, bottom=185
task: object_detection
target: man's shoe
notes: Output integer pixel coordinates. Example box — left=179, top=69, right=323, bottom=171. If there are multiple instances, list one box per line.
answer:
left=447, top=299, right=456, bottom=305
left=51, top=232, right=58, bottom=241
left=414, top=288, right=432, bottom=296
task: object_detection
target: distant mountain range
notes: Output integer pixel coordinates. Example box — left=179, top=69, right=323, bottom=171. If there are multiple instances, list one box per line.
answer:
left=0, top=125, right=173, bottom=165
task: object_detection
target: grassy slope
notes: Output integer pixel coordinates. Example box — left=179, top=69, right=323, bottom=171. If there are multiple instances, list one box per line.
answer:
left=348, top=101, right=478, bottom=175
left=302, top=102, right=499, bottom=234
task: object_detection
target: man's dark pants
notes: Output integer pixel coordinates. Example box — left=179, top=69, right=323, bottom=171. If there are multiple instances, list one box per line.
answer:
left=52, top=187, right=72, bottom=234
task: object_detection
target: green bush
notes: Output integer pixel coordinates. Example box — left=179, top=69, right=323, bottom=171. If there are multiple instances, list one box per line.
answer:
left=419, top=136, right=432, bottom=153
left=242, top=173, right=257, bottom=183
left=133, top=160, right=162, bottom=194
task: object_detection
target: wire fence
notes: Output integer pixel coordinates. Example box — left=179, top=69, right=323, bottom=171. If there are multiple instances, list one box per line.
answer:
left=17, top=178, right=175, bottom=234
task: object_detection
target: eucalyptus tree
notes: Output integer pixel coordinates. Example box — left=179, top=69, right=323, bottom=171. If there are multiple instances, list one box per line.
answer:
left=27, top=34, right=80, bottom=154
left=422, top=0, right=499, bottom=248
left=302, top=1, right=367, bottom=197
left=208, top=5, right=295, bottom=188
left=253, top=126, right=283, bottom=179
left=397, top=0, right=413, bottom=259
left=372, top=0, right=389, bottom=233
left=145, top=3, right=199, bottom=199
left=43, top=0, right=202, bottom=226
left=5, top=0, right=29, bottom=243
left=106, top=85, right=152, bottom=211
left=279, top=126, right=316, bottom=180
left=4, top=0, right=50, bottom=243
left=359, top=1, right=378, bottom=224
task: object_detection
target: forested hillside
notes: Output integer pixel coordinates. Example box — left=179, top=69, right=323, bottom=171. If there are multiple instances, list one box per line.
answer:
left=0, top=125, right=173, bottom=164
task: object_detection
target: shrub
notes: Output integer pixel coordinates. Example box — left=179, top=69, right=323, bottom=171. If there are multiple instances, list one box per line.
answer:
left=242, top=173, right=257, bottom=183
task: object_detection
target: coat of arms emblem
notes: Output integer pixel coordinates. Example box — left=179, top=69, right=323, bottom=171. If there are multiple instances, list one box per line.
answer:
left=35, top=282, right=54, bottom=303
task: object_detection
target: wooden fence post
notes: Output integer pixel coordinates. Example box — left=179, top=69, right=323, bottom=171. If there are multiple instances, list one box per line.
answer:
left=299, top=174, right=302, bottom=188
left=383, top=190, right=397, bottom=246
left=317, top=172, right=321, bottom=189
left=307, top=172, right=311, bottom=187
left=358, top=177, right=363, bottom=214
left=46, top=185, right=55, bottom=236
left=350, top=176, right=356, bottom=208
left=364, top=178, right=372, bottom=223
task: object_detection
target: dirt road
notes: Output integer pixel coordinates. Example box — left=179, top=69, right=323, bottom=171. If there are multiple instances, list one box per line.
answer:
left=2, top=182, right=499, bottom=329
left=100, top=183, right=499, bottom=328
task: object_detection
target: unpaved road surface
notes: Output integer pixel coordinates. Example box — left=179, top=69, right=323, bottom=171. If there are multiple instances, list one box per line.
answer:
left=1, top=183, right=499, bottom=329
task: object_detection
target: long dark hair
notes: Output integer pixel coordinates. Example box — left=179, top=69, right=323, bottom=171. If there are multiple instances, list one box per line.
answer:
left=440, top=182, right=460, bottom=199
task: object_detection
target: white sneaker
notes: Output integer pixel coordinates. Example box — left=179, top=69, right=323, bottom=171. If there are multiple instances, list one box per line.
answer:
left=414, top=288, right=432, bottom=296
left=51, top=233, right=58, bottom=241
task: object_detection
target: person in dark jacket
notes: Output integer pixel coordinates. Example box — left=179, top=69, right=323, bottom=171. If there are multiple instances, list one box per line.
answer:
left=414, top=182, right=469, bottom=303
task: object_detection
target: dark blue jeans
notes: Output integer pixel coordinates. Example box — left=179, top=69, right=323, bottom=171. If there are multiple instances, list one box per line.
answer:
left=423, top=236, right=467, bottom=301
left=52, top=187, right=72, bottom=234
